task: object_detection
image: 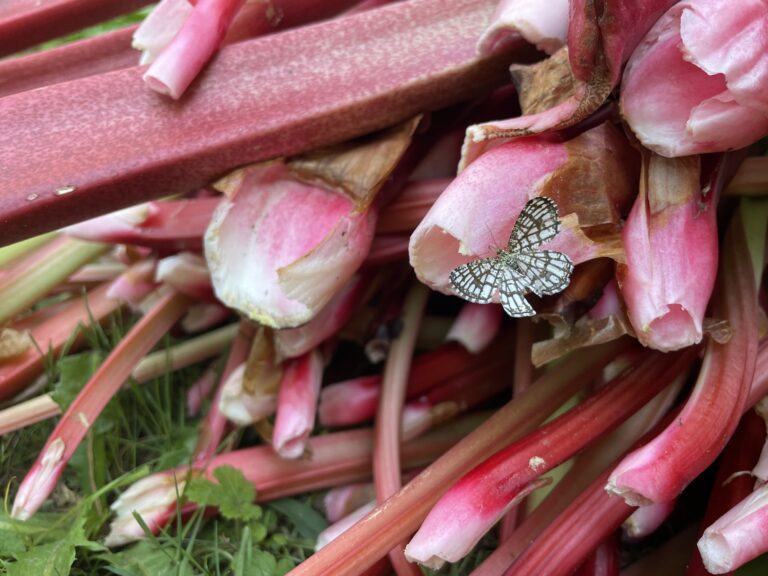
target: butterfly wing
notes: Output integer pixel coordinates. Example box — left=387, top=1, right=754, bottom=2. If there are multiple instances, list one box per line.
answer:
left=508, top=197, right=561, bottom=253
left=514, top=250, right=574, bottom=297
left=449, top=257, right=503, bottom=304
left=499, top=267, right=535, bottom=317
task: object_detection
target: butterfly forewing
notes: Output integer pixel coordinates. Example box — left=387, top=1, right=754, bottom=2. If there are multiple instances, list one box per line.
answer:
left=508, top=196, right=560, bottom=252
left=499, top=267, right=535, bottom=317
left=449, top=257, right=503, bottom=304
left=514, top=250, right=575, bottom=296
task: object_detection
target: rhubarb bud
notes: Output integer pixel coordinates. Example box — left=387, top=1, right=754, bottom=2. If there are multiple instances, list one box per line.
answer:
left=205, top=120, right=417, bottom=328
left=410, top=122, right=636, bottom=294
left=618, top=153, right=716, bottom=352
left=621, top=0, right=768, bottom=157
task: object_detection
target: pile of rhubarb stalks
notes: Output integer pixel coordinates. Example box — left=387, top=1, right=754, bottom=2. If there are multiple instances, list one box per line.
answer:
left=1, top=0, right=767, bottom=574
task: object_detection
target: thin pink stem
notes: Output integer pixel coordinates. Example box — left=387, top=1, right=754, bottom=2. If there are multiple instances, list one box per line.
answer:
left=11, top=289, right=190, bottom=520
left=287, top=339, right=629, bottom=576
left=373, top=284, right=428, bottom=576
left=192, top=321, right=253, bottom=464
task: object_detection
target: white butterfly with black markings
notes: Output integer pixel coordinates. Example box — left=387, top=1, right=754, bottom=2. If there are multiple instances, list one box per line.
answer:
left=449, top=196, right=574, bottom=318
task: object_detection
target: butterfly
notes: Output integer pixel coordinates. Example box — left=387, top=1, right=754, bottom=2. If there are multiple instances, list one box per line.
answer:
left=448, top=196, right=574, bottom=318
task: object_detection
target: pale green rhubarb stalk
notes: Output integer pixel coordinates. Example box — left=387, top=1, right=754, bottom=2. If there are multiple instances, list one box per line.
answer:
left=288, top=339, right=629, bottom=576
left=11, top=289, right=191, bottom=520
left=0, top=236, right=108, bottom=325
left=373, top=284, right=429, bottom=576
left=0, top=322, right=237, bottom=435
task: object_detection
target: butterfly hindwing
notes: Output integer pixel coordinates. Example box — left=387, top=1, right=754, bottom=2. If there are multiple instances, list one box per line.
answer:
left=499, top=267, right=535, bottom=317
left=514, top=250, right=574, bottom=297
left=508, top=197, right=560, bottom=253
left=449, top=257, right=503, bottom=304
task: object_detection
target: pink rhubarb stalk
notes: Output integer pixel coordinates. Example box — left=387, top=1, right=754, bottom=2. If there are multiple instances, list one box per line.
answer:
left=0, top=282, right=119, bottom=402
left=0, top=0, right=517, bottom=245
left=409, top=122, right=636, bottom=294
left=619, top=153, right=717, bottom=351
left=607, top=208, right=759, bottom=505
left=106, top=259, right=158, bottom=309
left=11, top=290, right=191, bottom=520
left=621, top=0, right=768, bottom=157
left=273, top=350, right=324, bottom=459
left=192, top=321, right=253, bottom=463
left=106, top=415, right=482, bottom=545
left=373, top=284, right=429, bottom=576
left=0, top=26, right=136, bottom=99
left=0, top=0, right=151, bottom=57
left=66, top=198, right=219, bottom=252
left=445, top=302, right=503, bottom=354
left=404, top=349, right=693, bottom=569
left=142, top=0, right=246, bottom=99
left=472, top=377, right=683, bottom=576
left=288, top=340, right=628, bottom=576
left=318, top=340, right=496, bottom=428
left=688, top=410, right=766, bottom=574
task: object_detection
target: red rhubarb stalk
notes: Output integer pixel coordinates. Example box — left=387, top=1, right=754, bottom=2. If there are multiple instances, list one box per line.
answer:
left=287, top=339, right=629, bottom=576
left=0, top=0, right=151, bottom=57
left=0, top=0, right=518, bottom=245
left=0, top=26, right=136, bottom=99
left=607, top=209, right=759, bottom=505
left=404, top=349, right=694, bottom=568
left=11, top=289, right=191, bottom=520
left=373, top=284, right=429, bottom=576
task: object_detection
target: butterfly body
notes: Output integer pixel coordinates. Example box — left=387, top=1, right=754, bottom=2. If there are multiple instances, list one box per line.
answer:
left=448, top=197, right=574, bottom=318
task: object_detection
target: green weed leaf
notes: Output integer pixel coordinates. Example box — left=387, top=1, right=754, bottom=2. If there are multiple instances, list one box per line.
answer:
left=185, top=465, right=262, bottom=521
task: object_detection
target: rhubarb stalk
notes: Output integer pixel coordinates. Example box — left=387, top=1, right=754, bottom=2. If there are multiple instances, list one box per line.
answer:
left=373, top=284, right=429, bottom=576
left=11, top=289, right=191, bottom=520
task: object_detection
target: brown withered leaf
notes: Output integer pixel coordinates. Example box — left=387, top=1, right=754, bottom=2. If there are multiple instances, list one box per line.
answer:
left=0, top=328, right=32, bottom=362
left=540, top=122, right=639, bottom=227
left=243, top=326, right=282, bottom=395
left=532, top=314, right=632, bottom=367
left=703, top=317, right=733, bottom=344
left=510, top=48, right=577, bottom=116
left=287, top=116, right=422, bottom=209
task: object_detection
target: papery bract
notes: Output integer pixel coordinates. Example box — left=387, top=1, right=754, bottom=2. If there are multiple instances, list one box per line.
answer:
left=410, top=122, right=636, bottom=295
left=621, top=0, right=768, bottom=157
left=205, top=162, right=376, bottom=328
